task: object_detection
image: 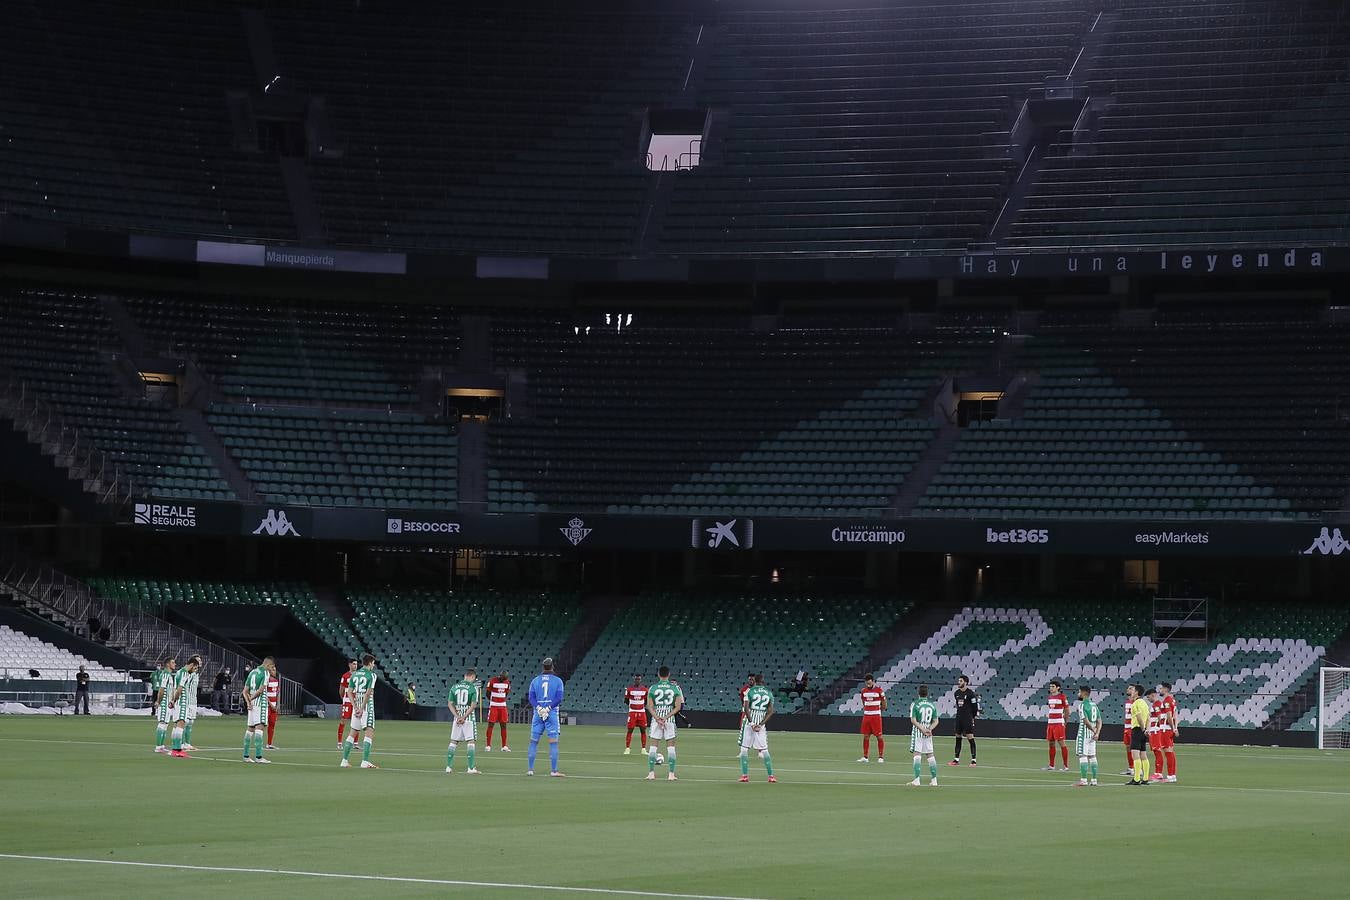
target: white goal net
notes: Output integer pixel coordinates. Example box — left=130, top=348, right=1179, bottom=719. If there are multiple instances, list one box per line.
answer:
left=1318, top=667, right=1350, bottom=750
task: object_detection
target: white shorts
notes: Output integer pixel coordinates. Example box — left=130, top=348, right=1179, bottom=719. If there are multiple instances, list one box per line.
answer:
left=450, top=718, right=476, bottom=742
left=246, top=698, right=269, bottom=728
left=739, top=722, right=769, bottom=752
left=350, top=705, right=373, bottom=732
left=910, top=732, right=934, bottom=755
left=157, top=702, right=172, bottom=724
left=1076, top=732, right=1098, bottom=758
left=650, top=718, right=677, bottom=742
left=187, top=704, right=198, bottom=724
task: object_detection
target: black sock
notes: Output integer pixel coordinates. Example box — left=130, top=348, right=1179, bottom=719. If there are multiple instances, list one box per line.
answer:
left=953, top=737, right=961, bottom=760
left=968, top=738, right=977, bottom=759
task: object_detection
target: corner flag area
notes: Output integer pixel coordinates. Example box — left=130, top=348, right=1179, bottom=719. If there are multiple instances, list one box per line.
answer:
left=3, top=718, right=1347, bottom=898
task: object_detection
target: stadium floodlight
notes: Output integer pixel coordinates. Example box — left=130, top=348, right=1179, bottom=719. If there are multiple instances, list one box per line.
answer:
left=1317, top=666, right=1350, bottom=750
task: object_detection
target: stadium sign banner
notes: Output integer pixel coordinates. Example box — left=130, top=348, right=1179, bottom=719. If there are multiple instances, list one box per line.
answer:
left=129, top=501, right=239, bottom=533
left=125, top=500, right=1333, bottom=557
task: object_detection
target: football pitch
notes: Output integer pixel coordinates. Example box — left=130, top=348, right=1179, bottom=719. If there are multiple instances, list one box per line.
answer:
left=2, top=717, right=1348, bottom=899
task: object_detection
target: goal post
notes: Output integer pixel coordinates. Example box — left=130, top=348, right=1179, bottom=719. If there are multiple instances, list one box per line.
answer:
left=1317, top=667, right=1350, bottom=750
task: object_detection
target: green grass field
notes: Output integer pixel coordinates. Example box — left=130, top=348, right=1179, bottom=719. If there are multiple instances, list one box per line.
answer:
left=2, top=716, right=1348, bottom=899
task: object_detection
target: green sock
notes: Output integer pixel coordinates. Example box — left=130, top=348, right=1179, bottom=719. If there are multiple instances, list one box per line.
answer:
left=763, top=753, right=773, bottom=776
left=467, top=745, right=475, bottom=769
left=929, top=759, right=937, bottom=779
left=254, top=732, right=265, bottom=758
left=1080, top=759, right=1089, bottom=780
left=649, top=750, right=658, bottom=773
left=156, top=725, right=166, bottom=745
left=446, top=745, right=456, bottom=768
left=342, top=738, right=354, bottom=762
left=362, top=738, right=372, bottom=764
left=1090, top=759, right=1098, bottom=780
left=913, top=757, right=922, bottom=779
left=740, top=753, right=749, bottom=775
left=243, top=732, right=252, bottom=759
left=668, top=750, right=676, bottom=774
left=171, top=728, right=181, bottom=751
left=183, top=723, right=193, bottom=745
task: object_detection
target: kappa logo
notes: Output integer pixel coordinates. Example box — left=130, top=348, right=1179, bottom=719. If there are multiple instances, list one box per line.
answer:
left=692, top=518, right=754, bottom=550
left=560, top=517, right=592, bottom=546
left=1301, top=527, right=1350, bottom=556
left=252, top=509, right=300, bottom=537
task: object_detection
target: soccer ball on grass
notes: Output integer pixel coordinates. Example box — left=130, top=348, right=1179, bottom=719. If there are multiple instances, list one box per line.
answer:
left=654, top=753, right=665, bottom=765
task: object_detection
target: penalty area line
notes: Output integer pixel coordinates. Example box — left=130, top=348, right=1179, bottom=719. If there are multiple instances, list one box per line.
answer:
left=0, top=853, right=770, bottom=900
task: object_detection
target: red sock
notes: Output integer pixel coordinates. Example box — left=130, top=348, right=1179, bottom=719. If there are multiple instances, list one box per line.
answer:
left=863, top=736, right=871, bottom=757
left=337, top=722, right=346, bottom=744
left=1126, top=747, right=1133, bottom=769
left=877, top=736, right=885, bottom=757
left=1153, top=749, right=1164, bottom=774
left=267, top=717, right=276, bottom=745
left=1166, top=750, right=1176, bottom=776
left=486, top=724, right=495, bottom=748
left=640, top=731, right=646, bottom=749
left=626, top=729, right=633, bottom=748
left=499, top=724, right=507, bottom=747
left=1050, top=744, right=1057, bottom=766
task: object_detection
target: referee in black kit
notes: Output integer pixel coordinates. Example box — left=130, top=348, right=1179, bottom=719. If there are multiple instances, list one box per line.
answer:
left=950, top=674, right=980, bottom=766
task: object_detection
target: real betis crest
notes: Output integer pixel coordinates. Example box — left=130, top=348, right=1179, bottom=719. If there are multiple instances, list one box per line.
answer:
left=560, top=517, right=592, bottom=546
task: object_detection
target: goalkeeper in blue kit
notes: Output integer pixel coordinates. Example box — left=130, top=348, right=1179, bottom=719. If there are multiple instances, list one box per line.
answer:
left=527, top=657, right=565, bottom=777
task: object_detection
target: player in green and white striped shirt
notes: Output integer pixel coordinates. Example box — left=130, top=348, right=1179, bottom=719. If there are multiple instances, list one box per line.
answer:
left=241, top=657, right=275, bottom=763
left=446, top=668, right=481, bottom=774
left=168, top=655, right=201, bottom=758
left=738, top=674, right=776, bottom=783
left=1075, top=685, right=1102, bottom=787
left=341, top=654, right=379, bottom=769
left=151, top=655, right=177, bottom=754
left=646, top=666, right=684, bottom=781
left=909, top=684, right=940, bottom=786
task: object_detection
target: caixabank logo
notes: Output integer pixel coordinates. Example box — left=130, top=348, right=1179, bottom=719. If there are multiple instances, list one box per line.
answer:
left=692, top=518, right=754, bottom=550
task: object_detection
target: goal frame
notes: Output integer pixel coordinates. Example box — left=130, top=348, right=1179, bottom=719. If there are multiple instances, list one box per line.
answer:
left=1317, top=666, right=1350, bottom=750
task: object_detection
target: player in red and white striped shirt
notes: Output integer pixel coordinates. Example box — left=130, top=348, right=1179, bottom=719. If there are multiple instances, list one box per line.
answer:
left=856, top=674, right=887, bottom=763
left=1146, top=687, right=1166, bottom=780
left=336, top=659, right=357, bottom=747
left=1156, top=681, right=1178, bottom=782
left=1042, top=680, right=1070, bottom=770
left=266, top=670, right=281, bottom=749
left=623, top=674, right=649, bottom=754
left=483, top=671, right=511, bottom=752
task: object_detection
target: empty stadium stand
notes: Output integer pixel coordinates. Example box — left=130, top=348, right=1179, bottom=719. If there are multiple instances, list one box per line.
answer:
left=832, top=599, right=1350, bottom=729
left=1006, top=0, right=1350, bottom=249
left=489, top=315, right=993, bottom=515
left=565, top=591, right=913, bottom=713
left=89, top=577, right=364, bottom=661
left=0, top=287, right=234, bottom=501
left=209, top=406, right=458, bottom=508
left=916, top=331, right=1294, bottom=519
left=5, top=1, right=1347, bottom=254
left=0, top=0, right=293, bottom=238
left=661, top=0, right=1094, bottom=255
left=0, top=624, right=123, bottom=681
left=346, top=588, right=584, bottom=701
left=123, top=294, right=461, bottom=409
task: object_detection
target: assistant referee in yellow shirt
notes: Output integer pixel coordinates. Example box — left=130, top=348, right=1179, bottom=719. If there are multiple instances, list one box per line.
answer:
left=1126, top=683, right=1152, bottom=785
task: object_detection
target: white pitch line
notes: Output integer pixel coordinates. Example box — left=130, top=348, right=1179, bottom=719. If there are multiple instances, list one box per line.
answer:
left=0, top=854, right=769, bottom=900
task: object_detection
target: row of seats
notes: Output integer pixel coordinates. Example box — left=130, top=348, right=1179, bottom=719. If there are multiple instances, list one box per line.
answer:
left=0, top=625, right=123, bottom=681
